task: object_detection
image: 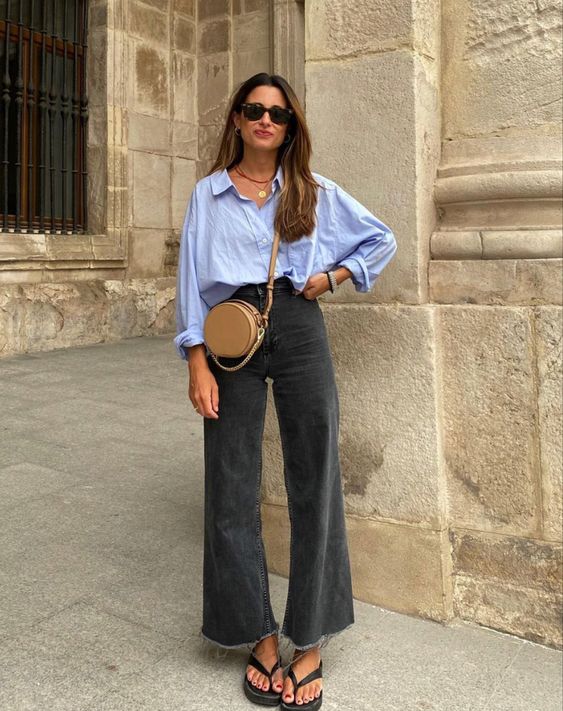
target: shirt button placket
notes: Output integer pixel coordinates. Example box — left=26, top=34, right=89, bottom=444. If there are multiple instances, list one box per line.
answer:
left=261, top=236, right=278, bottom=276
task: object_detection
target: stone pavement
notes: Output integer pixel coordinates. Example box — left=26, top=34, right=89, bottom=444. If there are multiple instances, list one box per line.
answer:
left=0, top=335, right=561, bottom=711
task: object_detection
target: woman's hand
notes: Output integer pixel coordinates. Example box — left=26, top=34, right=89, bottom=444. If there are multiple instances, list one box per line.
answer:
left=187, top=347, right=220, bottom=419
left=299, top=272, right=331, bottom=300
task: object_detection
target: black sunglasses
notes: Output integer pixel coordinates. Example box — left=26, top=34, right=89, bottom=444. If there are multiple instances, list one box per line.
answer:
left=240, top=102, right=293, bottom=125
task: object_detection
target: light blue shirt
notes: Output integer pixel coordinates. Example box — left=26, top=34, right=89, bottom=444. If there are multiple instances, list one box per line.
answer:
left=174, top=164, right=397, bottom=360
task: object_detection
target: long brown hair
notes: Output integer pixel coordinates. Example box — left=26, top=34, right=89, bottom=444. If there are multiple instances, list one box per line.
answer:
left=206, top=73, right=323, bottom=244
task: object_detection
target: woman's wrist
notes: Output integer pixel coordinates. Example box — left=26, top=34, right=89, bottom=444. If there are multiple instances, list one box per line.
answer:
left=186, top=343, right=208, bottom=367
left=334, top=266, right=353, bottom=286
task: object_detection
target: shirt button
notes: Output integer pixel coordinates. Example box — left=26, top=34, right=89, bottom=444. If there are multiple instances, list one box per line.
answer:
left=262, top=238, right=268, bottom=244
left=274, top=271, right=278, bottom=277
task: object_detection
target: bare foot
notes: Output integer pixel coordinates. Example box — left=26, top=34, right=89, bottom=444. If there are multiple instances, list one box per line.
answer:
left=282, top=646, right=322, bottom=706
left=246, top=633, right=284, bottom=694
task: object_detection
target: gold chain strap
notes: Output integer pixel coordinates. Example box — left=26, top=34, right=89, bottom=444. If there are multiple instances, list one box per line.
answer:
left=209, top=327, right=266, bottom=372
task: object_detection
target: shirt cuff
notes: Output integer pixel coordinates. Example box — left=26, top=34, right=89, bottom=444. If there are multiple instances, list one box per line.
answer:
left=338, top=256, right=371, bottom=293
left=174, top=332, right=206, bottom=360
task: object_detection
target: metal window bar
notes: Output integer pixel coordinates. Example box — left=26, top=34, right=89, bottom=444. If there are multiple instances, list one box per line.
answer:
left=0, top=0, right=88, bottom=234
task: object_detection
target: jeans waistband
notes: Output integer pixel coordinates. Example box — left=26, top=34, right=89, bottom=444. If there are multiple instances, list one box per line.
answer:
left=233, top=276, right=296, bottom=296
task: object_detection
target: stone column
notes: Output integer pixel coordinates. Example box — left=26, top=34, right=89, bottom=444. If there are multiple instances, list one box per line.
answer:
left=433, top=0, right=562, bottom=648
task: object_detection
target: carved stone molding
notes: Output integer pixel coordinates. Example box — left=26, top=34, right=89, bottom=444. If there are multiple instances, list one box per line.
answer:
left=434, top=134, right=563, bottom=231
left=431, top=230, right=563, bottom=261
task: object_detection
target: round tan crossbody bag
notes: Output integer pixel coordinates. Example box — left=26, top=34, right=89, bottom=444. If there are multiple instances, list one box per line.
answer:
left=203, top=230, right=281, bottom=372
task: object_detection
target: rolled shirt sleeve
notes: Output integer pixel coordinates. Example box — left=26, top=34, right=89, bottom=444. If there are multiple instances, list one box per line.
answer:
left=174, top=187, right=210, bottom=360
left=330, top=183, right=397, bottom=293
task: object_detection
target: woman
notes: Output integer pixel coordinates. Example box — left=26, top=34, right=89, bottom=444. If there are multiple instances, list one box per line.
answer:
left=174, top=73, right=397, bottom=710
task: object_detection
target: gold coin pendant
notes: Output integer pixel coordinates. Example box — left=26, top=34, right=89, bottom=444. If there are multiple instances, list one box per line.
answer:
left=258, top=190, right=267, bottom=198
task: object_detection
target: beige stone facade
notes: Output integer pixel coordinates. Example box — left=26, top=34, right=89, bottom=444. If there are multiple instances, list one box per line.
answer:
left=0, top=1, right=561, bottom=648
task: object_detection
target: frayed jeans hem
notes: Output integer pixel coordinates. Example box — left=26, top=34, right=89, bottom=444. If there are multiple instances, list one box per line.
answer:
left=198, top=624, right=280, bottom=653
left=279, top=620, right=355, bottom=653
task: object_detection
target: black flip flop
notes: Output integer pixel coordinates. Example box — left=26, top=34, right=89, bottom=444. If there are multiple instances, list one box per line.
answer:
left=280, top=659, right=323, bottom=710
left=243, top=651, right=283, bottom=706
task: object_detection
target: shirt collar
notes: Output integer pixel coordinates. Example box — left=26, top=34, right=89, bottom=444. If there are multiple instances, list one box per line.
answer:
left=210, top=163, right=284, bottom=196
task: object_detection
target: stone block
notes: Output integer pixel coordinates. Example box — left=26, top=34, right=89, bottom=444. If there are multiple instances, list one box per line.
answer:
left=233, top=50, right=271, bottom=88
left=197, top=52, right=230, bottom=124
left=431, top=230, right=563, bottom=261
left=87, top=144, right=108, bottom=235
left=233, top=11, right=269, bottom=53
left=198, top=123, right=223, bottom=161
left=535, top=306, right=563, bottom=541
left=439, top=196, right=562, bottom=232
left=263, top=305, right=443, bottom=527
left=129, top=2, right=168, bottom=45
left=261, top=503, right=449, bottom=621
left=106, top=29, right=128, bottom=108
left=173, top=15, right=195, bottom=53
left=260, top=502, right=291, bottom=576
left=0, top=234, right=47, bottom=261
left=89, top=1, right=108, bottom=30
left=330, top=304, right=442, bottom=524
left=172, top=158, right=197, bottom=229
left=172, top=121, right=198, bottom=159
left=440, top=306, right=540, bottom=535
left=198, top=18, right=230, bottom=55
left=132, top=43, right=169, bottom=118
left=346, top=517, right=448, bottom=620
left=306, top=0, right=439, bottom=58
left=197, top=0, right=228, bottom=21
left=442, top=0, right=562, bottom=138
left=173, top=52, right=196, bottom=124
left=174, top=0, right=194, bottom=16
left=45, top=234, right=93, bottom=261
left=450, top=528, right=562, bottom=648
left=127, top=230, right=166, bottom=278
left=87, top=30, right=107, bottom=105
left=87, top=109, right=108, bottom=148
left=131, top=152, right=171, bottom=229
left=138, top=0, right=170, bottom=9
left=430, top=259, right=563, bottom=305
left=128, top=113, right=170, bottom=154
left=306, top=0, right=411, bottom=59
left=482, top=230, right=563, bottom=260
left=244, top=0, right=264, bottom=13
left=431, top=232, right=482, bottom=260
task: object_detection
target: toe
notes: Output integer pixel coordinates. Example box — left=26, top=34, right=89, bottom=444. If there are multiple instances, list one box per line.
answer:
left=247, top=668, right=260, bottom=687
left=282, top=677, right=294, bottom=704
left=272, top=669, right=284, bottom=693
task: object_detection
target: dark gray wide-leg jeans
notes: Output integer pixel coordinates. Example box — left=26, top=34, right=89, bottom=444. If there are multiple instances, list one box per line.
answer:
left=201, top=276, right=354, bottom=651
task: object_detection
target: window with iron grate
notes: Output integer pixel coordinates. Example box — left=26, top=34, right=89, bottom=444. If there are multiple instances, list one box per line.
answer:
left=0, top=0, right=88, bottom=234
